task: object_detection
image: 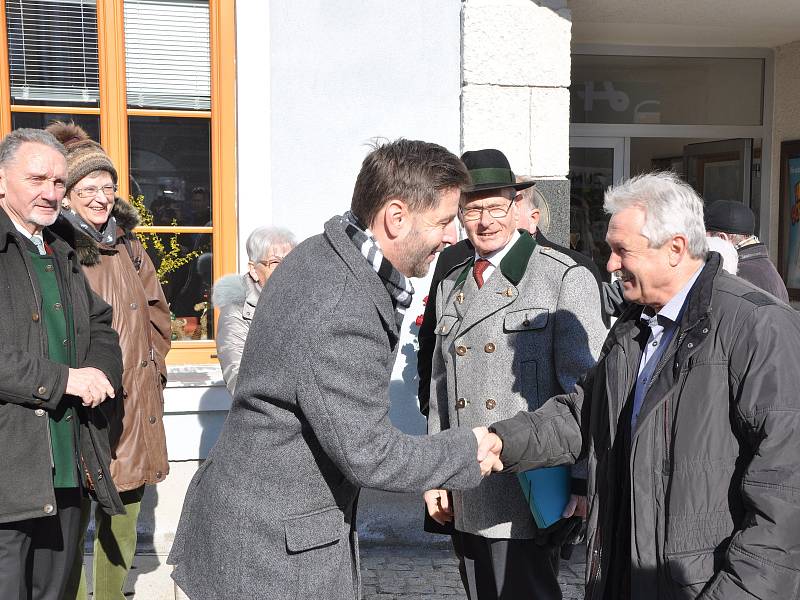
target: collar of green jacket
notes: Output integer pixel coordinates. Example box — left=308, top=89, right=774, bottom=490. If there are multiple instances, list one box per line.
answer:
left=453, top=229, right=537, bottom=287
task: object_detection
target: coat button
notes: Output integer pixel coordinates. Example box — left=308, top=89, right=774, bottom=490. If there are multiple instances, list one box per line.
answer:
left=485, top=398, right=497, bottom=410
left=130, top=302, right=138, bottom=310
left=35, top=408, right=45, bottom=417
left=522, top=319, right=530, bottom=327
left=156, top=471, right=163, bottom=479
left=44, top=264, right=54, bottom=272
left=37, top=385, right=47, bottom=395
left=141, top=360, right=148, bottom=368
left=455, top=345, right=467, bottom=356
left=65, top=414, right=73, bottom=422
left=43, top=504, right=54, bottom=514
left=32, top=312, right=40, bottom=322
left=63, top=339, right=69, bottom=346
left=149, top=416, right=157, bottom=424
left=455, top=398, right=466, bottom=409
left=702, top=328, right=709, bottom=334
left=484, top=342, right=495, bottom=353
left=53, top=302, right=62, bottom=310
left=687, top=342, right=694, bottom=349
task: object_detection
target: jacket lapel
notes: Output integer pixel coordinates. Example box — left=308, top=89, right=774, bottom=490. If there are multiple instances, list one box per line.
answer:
left=453, top=232, right=537, bottom=337
left=323, top=217, right=399, bottom=339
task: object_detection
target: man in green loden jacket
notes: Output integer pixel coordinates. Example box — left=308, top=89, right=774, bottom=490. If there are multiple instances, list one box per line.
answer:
left=480, top=171, right=800, bottom=599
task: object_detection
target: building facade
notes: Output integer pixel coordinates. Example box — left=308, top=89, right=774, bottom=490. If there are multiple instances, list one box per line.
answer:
left=1, top=0, right=798, bottom=549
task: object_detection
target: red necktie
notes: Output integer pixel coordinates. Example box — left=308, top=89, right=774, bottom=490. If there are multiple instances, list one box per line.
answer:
left=473, top=258, right=490, bottom=289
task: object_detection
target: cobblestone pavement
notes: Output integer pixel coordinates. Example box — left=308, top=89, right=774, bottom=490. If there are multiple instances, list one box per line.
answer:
left=360, top=543, right=586, bottom=600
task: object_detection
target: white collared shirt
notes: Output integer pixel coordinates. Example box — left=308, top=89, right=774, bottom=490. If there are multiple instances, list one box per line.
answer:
left=473, top=229, right=521, bottom=283
left=12, top=220, right=46, bottom=255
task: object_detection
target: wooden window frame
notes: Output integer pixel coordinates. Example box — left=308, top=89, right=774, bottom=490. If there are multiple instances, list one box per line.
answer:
left=0, top=0, right=238, bottom=365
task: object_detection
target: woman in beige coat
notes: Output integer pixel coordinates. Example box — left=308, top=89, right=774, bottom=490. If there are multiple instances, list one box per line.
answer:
left=48, top=122, right=171, bottom=600
left=212, top=226, right=296, bottom=394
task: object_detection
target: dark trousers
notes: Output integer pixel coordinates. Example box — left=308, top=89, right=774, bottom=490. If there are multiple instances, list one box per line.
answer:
left=456, top=530, right=562, bottom=600
left=0, top=488, right=83, bottom=600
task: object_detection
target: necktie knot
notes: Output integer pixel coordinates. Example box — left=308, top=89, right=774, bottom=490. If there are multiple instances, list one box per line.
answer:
left=473, top=258, right=490, bottom=289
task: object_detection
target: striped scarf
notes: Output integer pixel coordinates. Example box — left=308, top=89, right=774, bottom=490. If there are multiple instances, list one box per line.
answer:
left=342, top=211, right=414, bottom=331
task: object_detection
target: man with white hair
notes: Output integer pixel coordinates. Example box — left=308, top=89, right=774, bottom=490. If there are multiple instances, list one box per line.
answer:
left=480, top=172, right=800, bottom=598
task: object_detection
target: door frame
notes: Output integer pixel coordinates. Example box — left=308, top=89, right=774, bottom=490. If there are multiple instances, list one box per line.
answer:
left=569, top=136, right=629, bottom=184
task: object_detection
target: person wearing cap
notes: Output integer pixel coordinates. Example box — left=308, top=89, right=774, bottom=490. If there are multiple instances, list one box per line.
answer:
left=0, top=128, right=123, bottom=600
left=424, top=149, right=606, bottom=599
left=480, top=172, right=800, bottom=599
left=705, top=199, right=789, bottom=302
left=44, top=121, right=171, bottom=600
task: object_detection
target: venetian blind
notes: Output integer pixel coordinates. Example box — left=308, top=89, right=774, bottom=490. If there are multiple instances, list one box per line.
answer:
left=5, top=0, right=99, bottom=105
left=124, top=0, right=211, bottom=110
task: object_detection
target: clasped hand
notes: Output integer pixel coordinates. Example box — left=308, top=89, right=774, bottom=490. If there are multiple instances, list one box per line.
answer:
left=424, top=427, right=504, bottom=525
left=66, top=367, right=115, bottom=407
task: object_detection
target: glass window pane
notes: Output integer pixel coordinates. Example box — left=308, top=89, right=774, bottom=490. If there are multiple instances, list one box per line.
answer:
left=11, top=112, right=100, bottom=141
left=124, top=0, right=211, bottom=110
left=138, top=232, right=213, bottom=340
left=571, top=55, right=764, bottom=126
left=5, top=0, right=100, bottom=107
left=568, top=147, right=615, bottom=280
left=128, top=116, right=211, bottom=226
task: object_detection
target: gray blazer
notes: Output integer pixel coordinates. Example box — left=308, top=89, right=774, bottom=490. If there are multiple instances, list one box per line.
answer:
left=169, top=216, right=483, bottom=600
left=429, top=232, right=605, bottom=538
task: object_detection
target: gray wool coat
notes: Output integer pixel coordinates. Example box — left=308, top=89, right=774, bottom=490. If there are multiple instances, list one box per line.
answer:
left=429, top=231, right=606, bottom=539
left=169, top=215, right=483, bottom=600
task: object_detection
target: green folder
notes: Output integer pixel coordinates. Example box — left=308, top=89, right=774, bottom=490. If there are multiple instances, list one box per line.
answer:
left=517, top=466, right=570, bottom=528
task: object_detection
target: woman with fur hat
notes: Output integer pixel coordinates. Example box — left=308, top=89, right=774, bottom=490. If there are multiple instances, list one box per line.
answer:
left=46, top=121, right=171, bottom=600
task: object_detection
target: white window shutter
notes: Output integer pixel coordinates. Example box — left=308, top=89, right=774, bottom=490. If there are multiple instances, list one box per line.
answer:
left=5, top=0, right=100, bottom=104
left=124, top=0, right=210, bottom=110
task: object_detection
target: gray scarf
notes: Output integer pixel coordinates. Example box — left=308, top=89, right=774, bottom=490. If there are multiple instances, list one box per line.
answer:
left=342, top=211, right=413, bottom=331
left=60, top=209, right=117, bottom=246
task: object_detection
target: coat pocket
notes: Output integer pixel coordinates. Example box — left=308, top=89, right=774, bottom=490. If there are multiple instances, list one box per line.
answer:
left=504, top=308, right=548, bottom=332
left=284, top=506, right=344, bottom=553
left=435, top=315, right=459, bottom=336
left=666, top=548, right=720, bottom=589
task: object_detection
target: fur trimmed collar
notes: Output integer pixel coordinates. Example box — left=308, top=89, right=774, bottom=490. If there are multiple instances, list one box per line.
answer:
left=51, top=197, right=140, bottom=266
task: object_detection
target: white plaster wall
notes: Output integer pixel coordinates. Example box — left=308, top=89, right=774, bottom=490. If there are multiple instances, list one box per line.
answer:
left=269, top=0, right=463, bottom=243
left=769, top=40, right=800, bottom=260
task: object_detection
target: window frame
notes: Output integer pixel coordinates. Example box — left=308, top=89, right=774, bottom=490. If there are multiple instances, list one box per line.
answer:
left=0, top=0, right=238, bottom=365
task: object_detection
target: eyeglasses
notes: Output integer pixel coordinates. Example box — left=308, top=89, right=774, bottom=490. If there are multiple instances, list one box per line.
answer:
left=74, top=184, right=117, bottom=199
left=257, top=257, right=283, bottom=270
left=460, top=198, right=514, bottom=222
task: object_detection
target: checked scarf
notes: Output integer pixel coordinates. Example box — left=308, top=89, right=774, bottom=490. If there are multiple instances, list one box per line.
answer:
left=342, top=211, right=414, bottom=331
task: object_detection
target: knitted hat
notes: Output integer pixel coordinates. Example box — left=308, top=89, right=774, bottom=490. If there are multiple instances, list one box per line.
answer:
left=704, top=200, right=755, bottom=236
left=45, top=121, right=118, bottom=194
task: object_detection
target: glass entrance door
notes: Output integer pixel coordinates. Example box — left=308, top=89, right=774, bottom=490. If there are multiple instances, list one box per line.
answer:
left=568, top=137, right=626, bottom=280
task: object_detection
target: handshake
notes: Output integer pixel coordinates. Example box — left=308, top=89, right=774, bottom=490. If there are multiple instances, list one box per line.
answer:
left=424, top=426, right=504, bottom=526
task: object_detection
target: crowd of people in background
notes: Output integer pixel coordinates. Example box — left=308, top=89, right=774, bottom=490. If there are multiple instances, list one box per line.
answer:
left=0, top=126, right=796, bottom=600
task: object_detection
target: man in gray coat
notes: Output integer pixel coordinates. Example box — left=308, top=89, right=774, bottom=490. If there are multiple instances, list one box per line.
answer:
left=169, top=139, right=502, bottom=600
left=426, top=149, right=606, bottom=599
left=481, top=172, right=800, bottom=598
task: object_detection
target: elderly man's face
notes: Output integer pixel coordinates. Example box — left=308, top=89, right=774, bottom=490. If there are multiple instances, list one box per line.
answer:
left=460, top=189, right=519, bottom=256
left=606, top=205, right=673, bottom=309
left=0, top=142, right=67, bottom=234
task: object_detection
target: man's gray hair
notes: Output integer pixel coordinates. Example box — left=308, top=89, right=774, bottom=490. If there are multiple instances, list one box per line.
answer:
left=0, top=128, right=66, bottom=168
left=246, top=226, right=297, bottom=262
left=604, top=172, right=708, bottom=259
